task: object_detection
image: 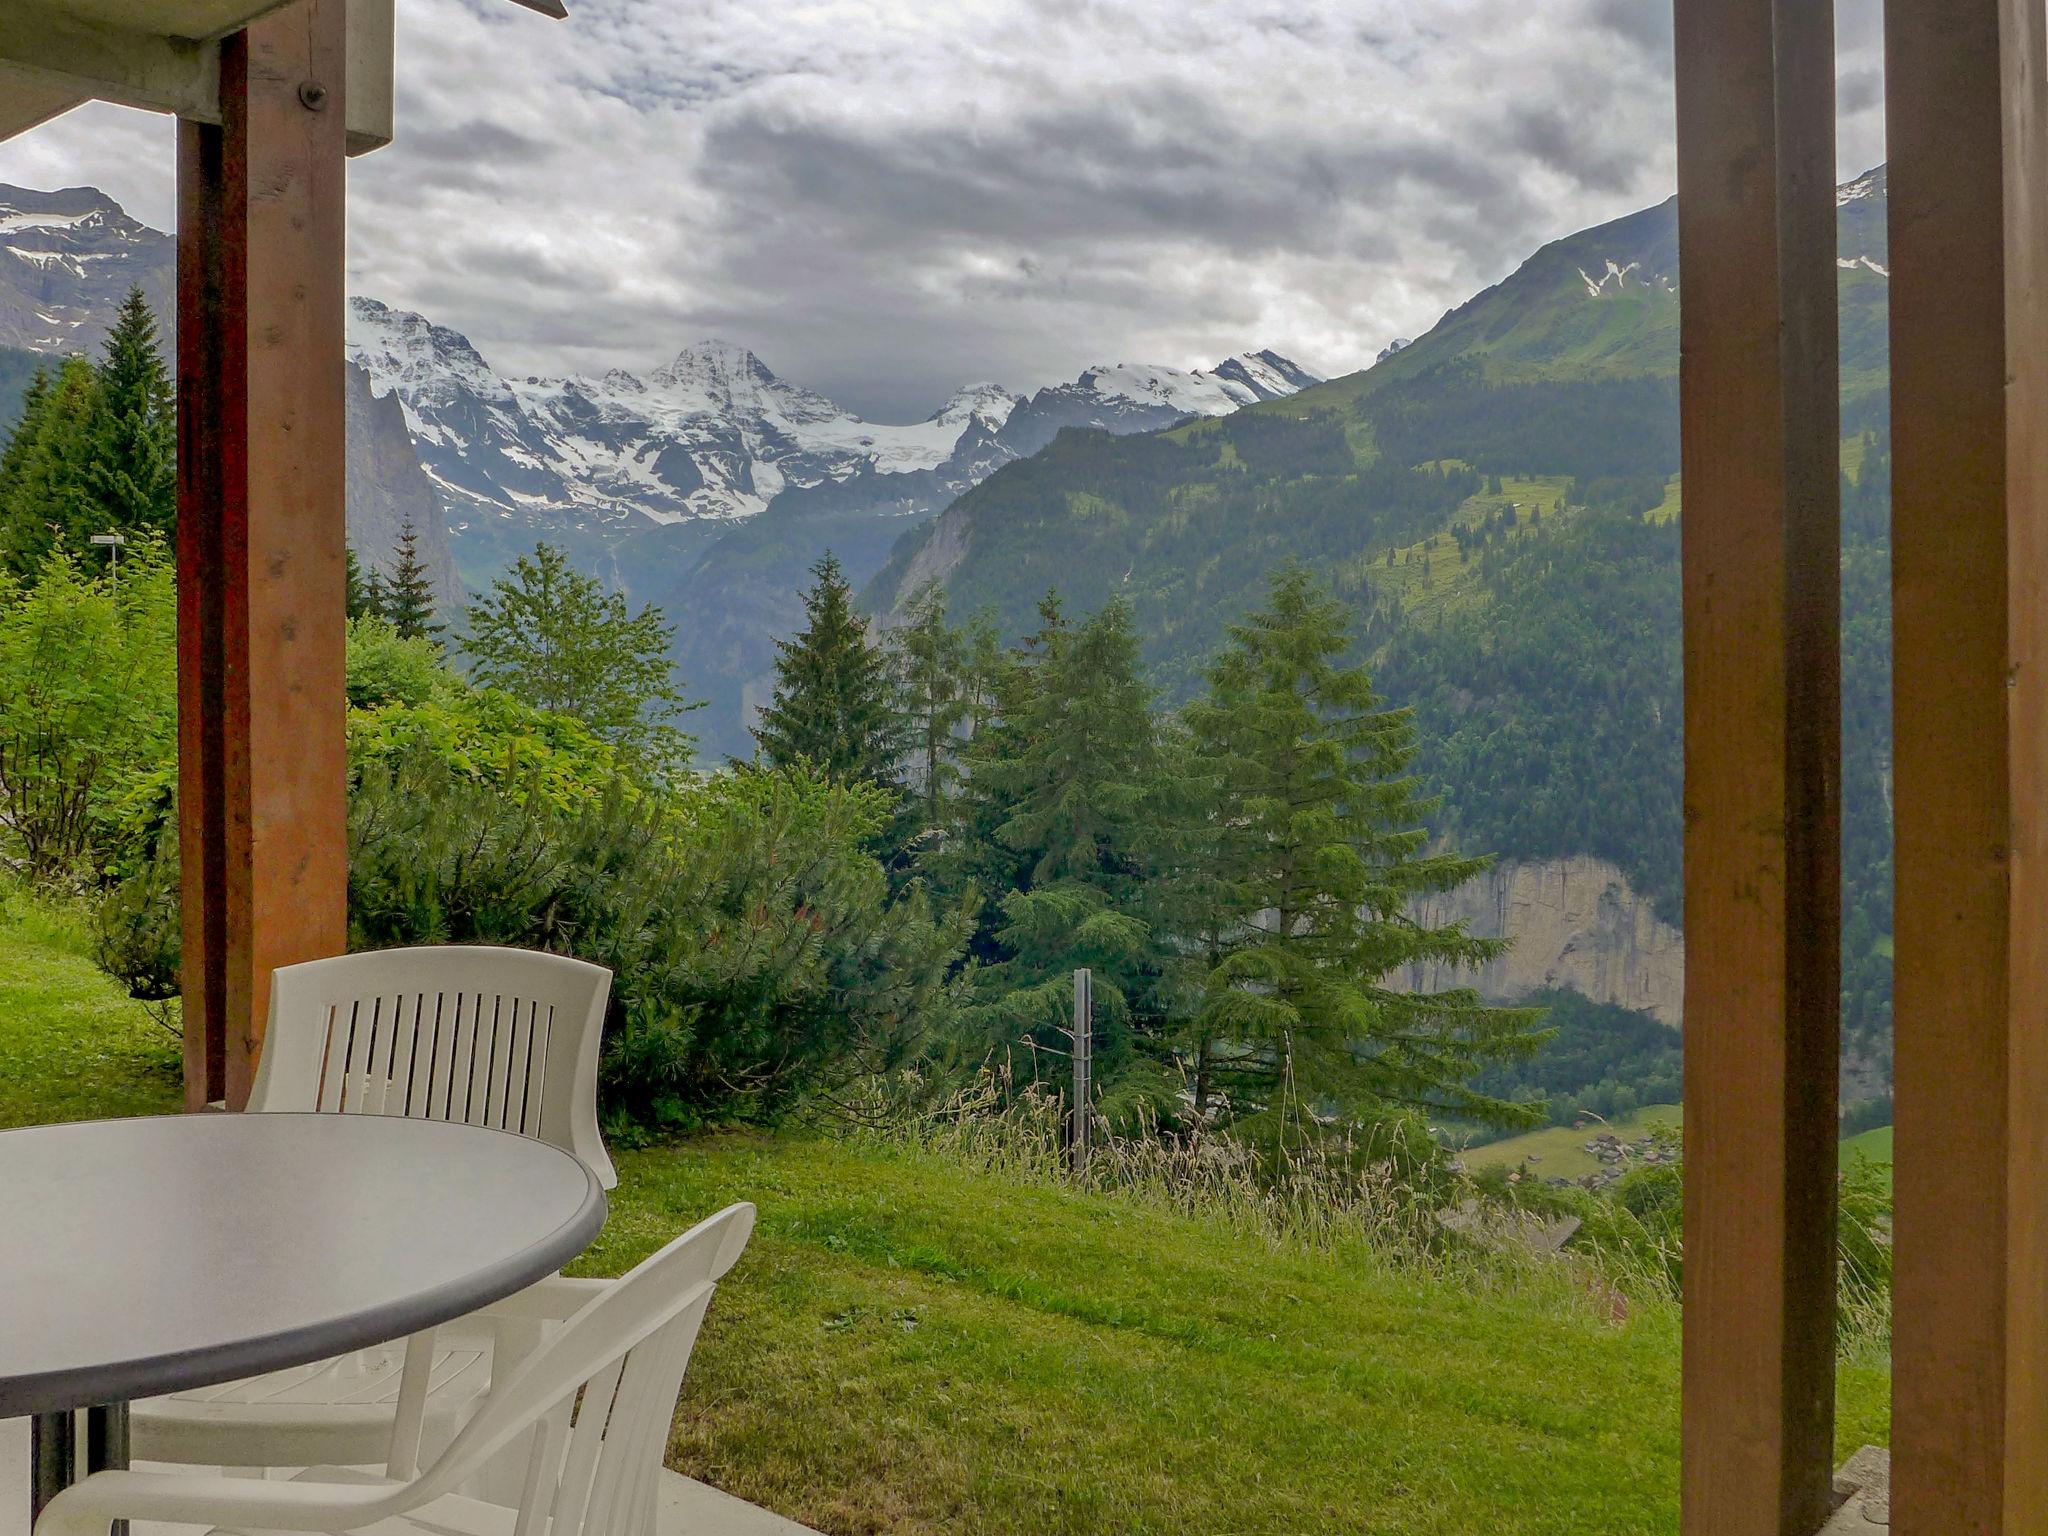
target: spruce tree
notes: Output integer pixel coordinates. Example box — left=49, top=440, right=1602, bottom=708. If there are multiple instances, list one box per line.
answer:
left=0, top=357, right=102, bottom=576
left=0, top=367, right=50, bottom=493
left=464, top=541, right=695, bottom=773
left=971, top=599, right=1167, bottom=1098
left=753, top=552, right=899, bottom=784
left=889, top=581, right=968, bottom=831
left=86, top=287, right=175, bottom=539
left=383, top=518, right=441, bottom=641
left=345, top=547, right=376, bottom=622
left=361, top=563, right=389, bottom=622
left=1181, top=565, right=1543, bottom=1142
left=932, top=594, right=1063, bottom=941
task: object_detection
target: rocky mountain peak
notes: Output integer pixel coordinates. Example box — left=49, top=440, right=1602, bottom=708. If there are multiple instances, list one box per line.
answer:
left=652, top=337, right=776, bottom=392
left=0, top=182, right=172, bottom=355
left=929, top=381, right=1021, bottom=431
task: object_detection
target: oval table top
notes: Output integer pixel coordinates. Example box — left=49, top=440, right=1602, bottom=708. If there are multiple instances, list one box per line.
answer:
left=0, top=1112, right=607, bottom=1416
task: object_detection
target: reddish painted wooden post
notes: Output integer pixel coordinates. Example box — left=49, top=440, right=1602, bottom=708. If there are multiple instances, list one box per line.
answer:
left=1885, top=0, right=2048, bottom=1526
left=1673, top=0, right=1841, bottom=1530
left=175, top=0, right=349, bottom=1111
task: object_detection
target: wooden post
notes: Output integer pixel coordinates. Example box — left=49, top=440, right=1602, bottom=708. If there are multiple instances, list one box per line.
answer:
left=175, top=0, right=349, bottom=1110
left=1070, top=968, right=1092, bottom=1175
left=1673, top=0, right=1841, bottom=1531
left=1885, top=0, right=2048, bottom=1527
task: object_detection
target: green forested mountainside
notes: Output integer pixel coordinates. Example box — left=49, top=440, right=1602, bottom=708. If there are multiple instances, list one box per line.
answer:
left=1372, top=495, right=1682, bottom=916
left=873, top=415, right=1479, bottom=703
left=868, top=168, right=1899, bottom=1084
left=1467, top=987, right=1684, bottom=1131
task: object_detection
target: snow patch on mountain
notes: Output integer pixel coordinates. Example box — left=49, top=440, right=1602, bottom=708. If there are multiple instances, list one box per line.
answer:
left=1073, top=350, right=1315, bottom=418
left=0, top=184, right=172, bottom=355
left=344, top=294, right=1318, bottom=531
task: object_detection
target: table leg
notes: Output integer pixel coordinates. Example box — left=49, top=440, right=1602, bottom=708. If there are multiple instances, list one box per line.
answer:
left=86, top=1405, right=128, bottom=1536
left=29, top=1411, right=73, bottom=1523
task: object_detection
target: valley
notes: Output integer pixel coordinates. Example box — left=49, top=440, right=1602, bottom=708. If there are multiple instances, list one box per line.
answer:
left=0, top=165, right=1904, bottom=1121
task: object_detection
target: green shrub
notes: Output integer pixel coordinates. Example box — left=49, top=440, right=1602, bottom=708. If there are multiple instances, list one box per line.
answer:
left=344, top=750, right=970, bottom=1130
left=344, top=617, right=452, bottom=710
left=0, top=540, right=177, bottom=885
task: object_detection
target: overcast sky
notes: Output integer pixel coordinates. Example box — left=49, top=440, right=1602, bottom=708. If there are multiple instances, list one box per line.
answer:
left=0, top=0, right=1888, bottom=420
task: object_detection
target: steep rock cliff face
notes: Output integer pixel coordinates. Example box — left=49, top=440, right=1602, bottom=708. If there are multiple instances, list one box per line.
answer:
left=345, top=363, right=463, bottom=616
left=1405, top=856, right=1684, bottom=1026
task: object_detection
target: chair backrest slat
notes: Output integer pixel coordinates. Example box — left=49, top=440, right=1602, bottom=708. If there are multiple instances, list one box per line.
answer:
left=509, top=1403, right=571, bottom=1536
left=403, top=1203, right=754, bottom=1532
left=251, top=948, right=617, bottom=1188
left=544, top=1354, right=623, bottom=1536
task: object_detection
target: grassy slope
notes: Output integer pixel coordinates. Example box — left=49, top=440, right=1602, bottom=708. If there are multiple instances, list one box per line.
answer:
left=0, top=901, right=1889, bottom=1535
left=1840, top=1126, right=1894, bottom=1170
left=1459, top=1106, right=1683, bottom=1181
left=0, top=896, right=180, bottom=1125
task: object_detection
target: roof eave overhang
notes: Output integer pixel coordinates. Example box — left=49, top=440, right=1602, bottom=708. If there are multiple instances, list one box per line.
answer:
left=0, top=0, right=394, bottom=156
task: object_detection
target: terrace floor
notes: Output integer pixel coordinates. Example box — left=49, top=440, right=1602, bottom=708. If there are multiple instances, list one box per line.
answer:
left=0, top=1419, right=820, bottom=1536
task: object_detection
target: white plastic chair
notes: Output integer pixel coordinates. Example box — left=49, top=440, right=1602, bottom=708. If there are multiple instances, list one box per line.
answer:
left=131, top=945, right=618, bottom=1470
left=39, top=1205, right=756, bottom=1536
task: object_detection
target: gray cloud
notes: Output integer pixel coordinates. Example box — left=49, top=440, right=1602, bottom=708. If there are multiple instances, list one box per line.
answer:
left=0, top=0, right=1888, bottom=419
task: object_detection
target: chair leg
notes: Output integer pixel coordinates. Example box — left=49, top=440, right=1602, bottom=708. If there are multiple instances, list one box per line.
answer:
left=30, top=1411, right=74, bottom=1523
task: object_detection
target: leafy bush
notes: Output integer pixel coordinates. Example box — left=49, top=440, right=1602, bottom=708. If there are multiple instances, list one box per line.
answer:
left=100, top=750, right=971, bottom=1132
left=0, top=540, right=176, bottom=884
left=346, top=751, right=970, bottom=1131
left=348, top=686, right=621, bottom=816
left=345, top=617, right=451, bottom=710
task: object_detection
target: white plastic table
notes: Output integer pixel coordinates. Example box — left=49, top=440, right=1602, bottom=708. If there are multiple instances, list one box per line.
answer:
left=0, top=1113, right=607, bottom=1524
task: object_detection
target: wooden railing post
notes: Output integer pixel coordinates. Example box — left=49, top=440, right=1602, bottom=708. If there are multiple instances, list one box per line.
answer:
left=1885, top=0, right=2048, bottom=1527
left=175, top=0, right=349, bottom=1110
left=1673, top=0, right=1841, bottom=1530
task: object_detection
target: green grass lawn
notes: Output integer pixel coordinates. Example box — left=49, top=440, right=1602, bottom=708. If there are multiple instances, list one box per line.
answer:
left=0, top=895, right=1891, bottom=1536
left=1459, top=1106, right=1682, bottom=1181
left=0, top=894, right=180, bottom=1125
left=1841, top=1125, right=1894, bottom=1170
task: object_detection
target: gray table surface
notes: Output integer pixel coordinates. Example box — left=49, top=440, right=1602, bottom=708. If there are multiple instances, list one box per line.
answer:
left=0, top=1113, right=607, bottom=1417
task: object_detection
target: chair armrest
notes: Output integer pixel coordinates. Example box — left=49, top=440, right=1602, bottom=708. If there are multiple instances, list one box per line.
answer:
left=37, top=1469, right=400, bottom=1536
left=476, top=1274, right=610, bottom=1322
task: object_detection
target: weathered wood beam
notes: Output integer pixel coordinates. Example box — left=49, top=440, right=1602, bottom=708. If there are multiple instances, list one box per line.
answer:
left=0, top=0, right=390, bottom=156
left=1886, top=0, right=2048, bottom=1526
left=0, top=4, right=219, bottom=128
left=175, top=0, right=349, bottom=1111
left=1673, top=0, right=1841, bottom=1529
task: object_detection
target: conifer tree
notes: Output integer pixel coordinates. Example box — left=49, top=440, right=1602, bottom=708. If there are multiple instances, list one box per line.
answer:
left=361, top=563, right=390, bottom=622
left=753, top=552, right=899, bottom=785
left=464, top=541, right=694, bottom=773
left=888, top=581, right=967, bottom=831
left=383, top=518, right=442, bottom=641
left=0, top=367, right=50, bottom=493
left=1180, top=565, right=1543, bottom=1141
left=85, top=287, right=175, bottom=539
left=345, top=547, right=375, bottom=622
left=970, top=599, right=1167, bottom=1094
left=0, top=357, right=102, bottom=576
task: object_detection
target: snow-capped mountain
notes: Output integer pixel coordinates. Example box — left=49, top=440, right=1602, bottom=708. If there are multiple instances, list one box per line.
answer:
left=345, top=297, right=1316, bottom=533
left=0, top=186, right=462, bottom=605
left=0, top=184, right=172, bottom=354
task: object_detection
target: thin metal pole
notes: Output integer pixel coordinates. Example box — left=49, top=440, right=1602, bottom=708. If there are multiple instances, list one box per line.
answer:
left=30, top=1410, right=74, bottom=1522
left=1070, top=969, right=1092, bottom=1175
left=86, top=1404, right=130, bottom=1536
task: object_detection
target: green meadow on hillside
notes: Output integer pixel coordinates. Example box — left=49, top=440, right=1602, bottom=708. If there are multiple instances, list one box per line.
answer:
left=1841, top=1125, right=1894, bottom=1171
left=0, top=896, right=1892, bottom=1536
left=1458, top=1106, right=1683, bottom=1183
